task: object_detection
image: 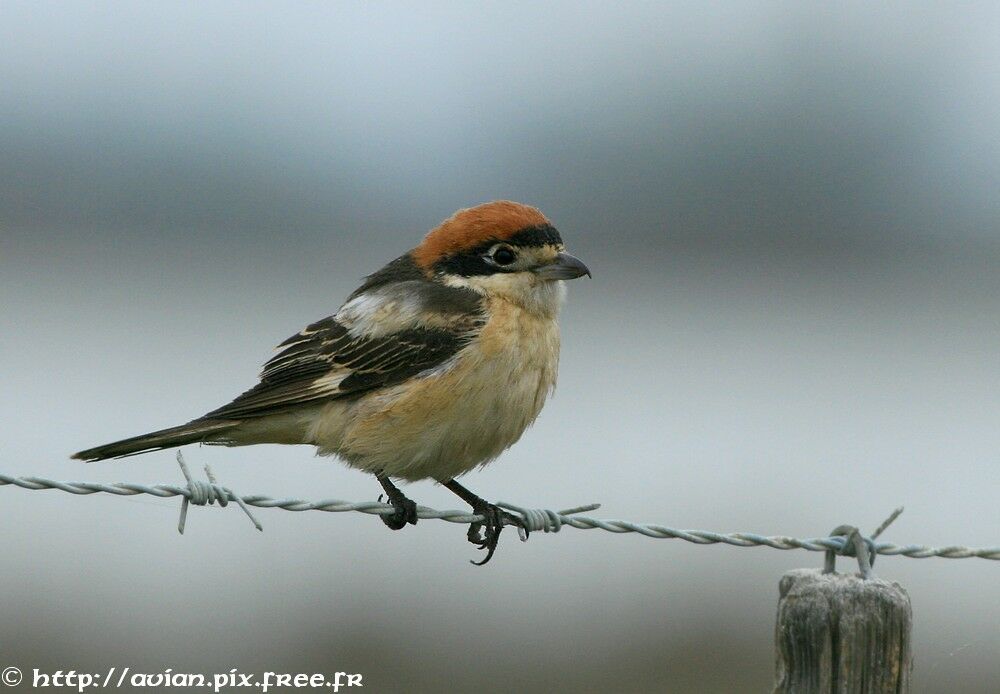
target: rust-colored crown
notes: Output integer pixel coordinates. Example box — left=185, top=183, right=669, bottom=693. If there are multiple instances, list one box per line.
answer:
left=413, top=201, right=549, bottom=270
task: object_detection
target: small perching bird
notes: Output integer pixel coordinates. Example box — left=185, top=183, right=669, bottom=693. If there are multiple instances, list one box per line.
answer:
left=73, top=201, right=590, bottom=563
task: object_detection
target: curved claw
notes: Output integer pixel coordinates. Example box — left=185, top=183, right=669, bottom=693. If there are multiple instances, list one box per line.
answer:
left=467, top=503, right=524, bottom=565
left=379, top=493, right=418, bottom=530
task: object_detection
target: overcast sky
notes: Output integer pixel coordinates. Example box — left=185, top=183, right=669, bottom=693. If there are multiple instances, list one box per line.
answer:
left=2, top=4, right=999, bottom=692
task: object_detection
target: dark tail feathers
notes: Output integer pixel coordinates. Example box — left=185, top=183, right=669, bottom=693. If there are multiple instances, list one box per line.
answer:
left=72, top=420, right=239, bottom=462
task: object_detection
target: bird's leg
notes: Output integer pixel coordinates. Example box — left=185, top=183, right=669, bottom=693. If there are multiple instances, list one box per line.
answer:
left=376, top=474, right=418, bottom=530
left=442, top=479, right=526, bottom=565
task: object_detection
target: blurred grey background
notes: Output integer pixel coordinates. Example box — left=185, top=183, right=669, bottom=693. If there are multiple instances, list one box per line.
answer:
left=2, top=2, right=999, bottom=692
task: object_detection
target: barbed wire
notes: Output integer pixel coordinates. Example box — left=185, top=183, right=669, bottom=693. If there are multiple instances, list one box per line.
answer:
left=1, top=455, right=997, bottom=562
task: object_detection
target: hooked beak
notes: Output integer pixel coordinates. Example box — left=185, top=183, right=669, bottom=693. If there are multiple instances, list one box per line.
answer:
left=534, top=252, right=592, bottom=281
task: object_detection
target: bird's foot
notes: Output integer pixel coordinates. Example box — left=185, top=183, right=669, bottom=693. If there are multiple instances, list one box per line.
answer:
left=378, top=489, right=418, bottom=530
left=467, top=501, right=526, bottom=566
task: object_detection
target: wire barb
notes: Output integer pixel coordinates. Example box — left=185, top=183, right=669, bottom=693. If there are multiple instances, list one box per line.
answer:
left=824, top=526, right=876, bottom=578
left=1, top=470, right=997, bottom=562
left=823, top=508, right=904, bottom=579
left=498, top=502, right=602, bottom=540
left=872, top=506, right=905, bottom=540
left=175, top=452, right=262, bottom=534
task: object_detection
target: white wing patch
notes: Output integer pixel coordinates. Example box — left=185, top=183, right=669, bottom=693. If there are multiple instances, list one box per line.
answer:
left=337, top=281, right=482, bottom=338
left=336, top=285, right=422, bottom=338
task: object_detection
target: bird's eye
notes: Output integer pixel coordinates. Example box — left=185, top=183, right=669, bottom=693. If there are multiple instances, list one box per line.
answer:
left=491, top=246, right=517, bottom=266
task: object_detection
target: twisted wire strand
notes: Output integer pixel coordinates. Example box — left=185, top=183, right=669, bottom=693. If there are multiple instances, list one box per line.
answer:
left=1, top=471, right=998, bottom=561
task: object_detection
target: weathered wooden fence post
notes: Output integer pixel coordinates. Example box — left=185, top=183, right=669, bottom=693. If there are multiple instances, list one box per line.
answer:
left=773, top=524, right=913, bottom=693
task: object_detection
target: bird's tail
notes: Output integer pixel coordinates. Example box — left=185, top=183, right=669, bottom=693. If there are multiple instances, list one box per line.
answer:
left=72, top=419, right=239, bottom=462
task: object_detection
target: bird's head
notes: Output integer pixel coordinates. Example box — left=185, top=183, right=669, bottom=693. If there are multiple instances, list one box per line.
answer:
left=412, top=201, right=590, bottom=316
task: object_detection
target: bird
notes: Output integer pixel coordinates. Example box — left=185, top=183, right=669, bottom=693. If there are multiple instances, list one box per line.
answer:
left=73, top=200, right=590, bottom=564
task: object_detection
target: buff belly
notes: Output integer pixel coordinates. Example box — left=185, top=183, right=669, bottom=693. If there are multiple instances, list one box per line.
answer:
left=308, top=301, right=560, bottom=481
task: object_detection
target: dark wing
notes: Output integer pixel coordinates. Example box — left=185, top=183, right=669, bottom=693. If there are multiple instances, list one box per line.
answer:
left=204, top=257, right=484, bottom=420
